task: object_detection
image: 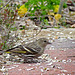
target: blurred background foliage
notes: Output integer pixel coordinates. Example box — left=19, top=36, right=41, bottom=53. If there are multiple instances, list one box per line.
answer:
left=0, top=0, right=75, bottom=50
left=24, top=0, right=67, bottom=16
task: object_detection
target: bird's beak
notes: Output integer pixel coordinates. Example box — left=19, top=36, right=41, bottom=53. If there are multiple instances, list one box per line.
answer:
left=47, top=41, right=52, bottom=44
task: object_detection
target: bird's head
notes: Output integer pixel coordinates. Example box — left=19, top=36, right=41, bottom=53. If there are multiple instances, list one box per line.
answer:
left=37, top=38, right=51, bottom=48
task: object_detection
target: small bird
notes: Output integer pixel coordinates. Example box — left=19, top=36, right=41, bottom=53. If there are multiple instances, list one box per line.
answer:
left=0, top=38, right=51, bottom=63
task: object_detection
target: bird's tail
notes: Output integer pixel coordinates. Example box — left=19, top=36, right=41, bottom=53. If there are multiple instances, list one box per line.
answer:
left=0, top=45, right=22, bottom=55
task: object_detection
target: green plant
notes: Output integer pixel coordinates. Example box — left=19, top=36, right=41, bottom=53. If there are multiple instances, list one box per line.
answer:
left=43, top=19, right=49, bottom=25
left=0, top=0, right=3, bottom=8
left=0, top=0, right=2, bottom=2
left=0, top=3, right=18, bottom=50
left=25, top=0, right=60, bottom=16
left=63, top=3, right=67, bottom=8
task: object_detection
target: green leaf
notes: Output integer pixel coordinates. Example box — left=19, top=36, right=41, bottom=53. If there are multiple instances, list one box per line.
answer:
left=10, top=27, right=17, bottom=31
left=41, top=11, right=46, bottom=15
left=0, top=0, right=2, bottom=2
left=63, top=3, right=67, bottom=8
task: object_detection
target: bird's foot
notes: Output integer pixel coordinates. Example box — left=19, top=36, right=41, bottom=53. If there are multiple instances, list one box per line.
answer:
left=23, top=58, right=42, bottom=63
left=23, top=58, right=46, bottom=63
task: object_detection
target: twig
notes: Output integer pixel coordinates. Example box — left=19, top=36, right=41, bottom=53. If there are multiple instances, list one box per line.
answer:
left=72, top=0, right=75, bottom=6
left=0, top=0, right=12, bottom=10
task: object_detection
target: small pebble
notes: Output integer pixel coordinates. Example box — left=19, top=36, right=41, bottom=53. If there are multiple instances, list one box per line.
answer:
left=67, top=59, right=72, bottom=62
left=54, top=57, right=57, bottom=59
left=61, top=70, right=68, bottom=72
left=27, top=68, right=34, bottom=71
left=18, top=69, right=22, bottom=71
left=62, top=60, right=66, bottom=63
left=69, top=32, right=72, bottom=34
left=40, top=69, right=44, bottom=72
left=47, top=62, right=53, bottom=66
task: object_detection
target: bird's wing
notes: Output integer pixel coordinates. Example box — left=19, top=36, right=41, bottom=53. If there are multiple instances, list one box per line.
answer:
left=5, top=44, right=41, bottom=55
left=23, top=46, right=38, bottom=54
left=5, top=45, right=27, bottom=54
left=23, top=42, right=42, bottom=54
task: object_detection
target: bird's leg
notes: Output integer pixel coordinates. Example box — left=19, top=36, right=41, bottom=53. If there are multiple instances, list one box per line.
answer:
left=23, top=57, right=34, bottom=63
left=23, top=57, right=41, bottom=63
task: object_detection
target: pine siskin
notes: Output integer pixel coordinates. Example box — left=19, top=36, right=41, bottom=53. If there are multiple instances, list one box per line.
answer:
left=0, top=38, right=51, bottom=63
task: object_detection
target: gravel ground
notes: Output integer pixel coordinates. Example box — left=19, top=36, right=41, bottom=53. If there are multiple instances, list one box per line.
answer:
left=0, top=28, right=75, bottom=75
left=0, top=49, right=75, bottom=75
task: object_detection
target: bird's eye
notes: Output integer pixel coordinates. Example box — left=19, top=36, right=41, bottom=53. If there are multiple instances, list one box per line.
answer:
left=44, top=40, right=46, bottom=42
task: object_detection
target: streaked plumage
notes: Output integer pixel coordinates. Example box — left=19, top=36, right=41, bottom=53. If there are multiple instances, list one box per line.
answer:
left=0, top=38, right=51, bottom=62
